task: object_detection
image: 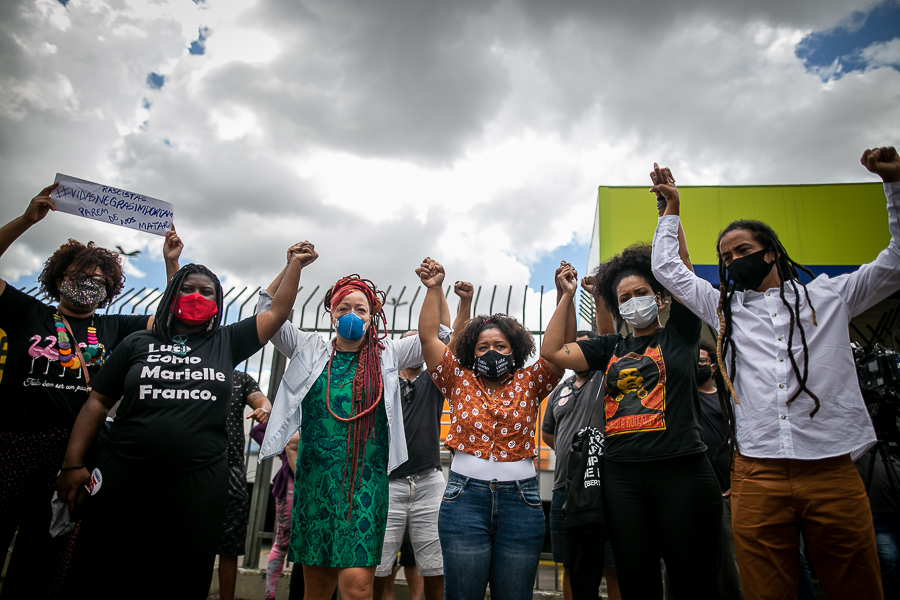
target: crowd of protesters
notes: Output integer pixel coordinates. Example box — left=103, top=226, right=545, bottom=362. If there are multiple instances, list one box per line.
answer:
left=0, top=146, right=897, bottom=600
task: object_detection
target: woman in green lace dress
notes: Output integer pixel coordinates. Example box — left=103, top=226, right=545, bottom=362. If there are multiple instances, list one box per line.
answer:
left=255, top=270, right=451, bottom=600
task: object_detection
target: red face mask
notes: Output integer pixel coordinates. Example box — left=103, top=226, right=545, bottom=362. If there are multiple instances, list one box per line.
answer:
left=171, top=293, right=218, bottom=325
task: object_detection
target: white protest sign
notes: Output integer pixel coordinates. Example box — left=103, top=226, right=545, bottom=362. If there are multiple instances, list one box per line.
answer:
left=51, top=174, right=174, bottom=236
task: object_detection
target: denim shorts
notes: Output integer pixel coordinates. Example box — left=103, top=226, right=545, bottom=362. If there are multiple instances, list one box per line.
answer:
left=438, top=470, right=545, bottom=600
left=375, top=469, right=445, bottom=577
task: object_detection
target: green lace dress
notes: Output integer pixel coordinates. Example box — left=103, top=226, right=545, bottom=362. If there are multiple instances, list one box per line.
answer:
left=289, top=351, right=389, bottom=567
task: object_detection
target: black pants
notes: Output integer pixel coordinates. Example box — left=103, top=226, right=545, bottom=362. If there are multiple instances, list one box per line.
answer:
left=0, top=428, right=77, bottom=600
left=564, top=521, right=608, bottom=600
left=603, top=452, right=723, bottom=600
left=64, top=449, right=228, bottom=600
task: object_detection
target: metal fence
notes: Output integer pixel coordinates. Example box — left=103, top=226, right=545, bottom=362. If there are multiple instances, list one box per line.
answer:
left=23, top=282, right=594, bottom=586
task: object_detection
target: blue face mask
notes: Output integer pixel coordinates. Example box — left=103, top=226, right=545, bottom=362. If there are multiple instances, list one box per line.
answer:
left=336, top=312, right=367, bottom=340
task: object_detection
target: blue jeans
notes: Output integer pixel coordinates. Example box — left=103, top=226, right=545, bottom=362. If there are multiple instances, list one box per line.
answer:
left=549, top=487, right=566, bottom=563
left=874, top=513, right=900, bottom=598
left=438, top=471, right=545, bottom=600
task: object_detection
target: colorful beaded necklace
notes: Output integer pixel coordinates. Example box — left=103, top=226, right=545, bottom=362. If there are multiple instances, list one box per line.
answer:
left=54, top=312, right=105, bottom=370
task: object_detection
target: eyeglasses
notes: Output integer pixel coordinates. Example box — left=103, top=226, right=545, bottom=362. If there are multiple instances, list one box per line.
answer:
left=66, top=272, right=107, bottom=287
left=698, top=357, right=712, bottom=365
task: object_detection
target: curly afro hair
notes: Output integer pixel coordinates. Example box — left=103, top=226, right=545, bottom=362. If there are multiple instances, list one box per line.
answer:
left=454, top=313, right=536, bottom=371
left=38, top=239, right=125, bottom=308
left=592, top=242, right=667, bottom=322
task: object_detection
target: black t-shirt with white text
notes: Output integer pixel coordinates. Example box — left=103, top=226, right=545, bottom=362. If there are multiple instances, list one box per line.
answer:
left=390, top=370, right=445, bottom=479
left=577, top=300, right=705, bottom=462
left=0, top=285, right=148, bottom=431
left=94, top=316, right=263, bottom=471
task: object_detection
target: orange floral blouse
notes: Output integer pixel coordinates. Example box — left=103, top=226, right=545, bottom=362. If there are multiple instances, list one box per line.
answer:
left=430, top=347, right=560, bottom=461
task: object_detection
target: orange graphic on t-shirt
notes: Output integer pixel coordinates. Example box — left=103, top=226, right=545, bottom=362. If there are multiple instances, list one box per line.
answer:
left=604, top=345, right=666, bottom=436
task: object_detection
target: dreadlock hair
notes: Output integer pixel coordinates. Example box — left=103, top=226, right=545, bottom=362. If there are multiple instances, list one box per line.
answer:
left=715, top=219, right=820, bottom=453
left=39, top=239, right=125, bottom=308
left=593, top=242, right=668, bottom=322
left=322, top=275, right=388, bottom=520
left=152, top=264, right=223, bottom=344
left=454, top=314, right=535, bottom=371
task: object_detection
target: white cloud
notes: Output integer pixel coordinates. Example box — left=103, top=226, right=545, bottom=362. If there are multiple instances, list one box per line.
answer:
left=1, top=0, right=898, bottom=300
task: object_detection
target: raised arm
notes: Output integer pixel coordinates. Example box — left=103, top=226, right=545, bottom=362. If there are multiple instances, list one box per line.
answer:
left=256, top=242, right=318, bottom=345
left=448, top=281, right=473, bottom=354
left=651, top=164, right=693, bottom=273
left=540, top=264, right=589, bottom=371
left=581, top=276, right=615, bottom=335
left=416, top=257, right=449, bottom=369
left=0, top=183, right=58, bottom=297
left=162, top=226, right=183, bottom=282
left=836, top=146, right=900, bottom=315
left=650, top=167, right=721, bottom=328
left=56, top=390, right=117, bottom=509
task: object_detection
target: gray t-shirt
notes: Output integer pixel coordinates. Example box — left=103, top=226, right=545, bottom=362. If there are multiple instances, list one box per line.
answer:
left=542, top=371, right=605, bottom=490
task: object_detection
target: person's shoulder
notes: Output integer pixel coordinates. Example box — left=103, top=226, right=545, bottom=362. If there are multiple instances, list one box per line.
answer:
left=0, top=284, right=45, bottom=314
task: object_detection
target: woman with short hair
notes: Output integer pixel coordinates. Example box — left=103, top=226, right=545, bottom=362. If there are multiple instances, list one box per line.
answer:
left=0, top=183, right=180, bottom=598
left=416, top=257, right=573, bottom=600
left=542, top=229, right=722, bottom=599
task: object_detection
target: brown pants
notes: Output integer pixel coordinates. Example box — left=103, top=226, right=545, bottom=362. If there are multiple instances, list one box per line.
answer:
left=731, top=453, right=883, bottom=600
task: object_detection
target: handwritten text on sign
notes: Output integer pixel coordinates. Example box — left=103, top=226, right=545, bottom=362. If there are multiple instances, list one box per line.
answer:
left=51, top=174, right=174, bottom=236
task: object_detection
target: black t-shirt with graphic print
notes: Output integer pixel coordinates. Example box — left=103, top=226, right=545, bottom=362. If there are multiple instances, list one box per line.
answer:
left=94, top=316, right=263, bottom=471
left=0, top=285, right=149, bottom=432
left=225, top=371, right=262, bottom=467
left=576, top=300, right=706, bottom=462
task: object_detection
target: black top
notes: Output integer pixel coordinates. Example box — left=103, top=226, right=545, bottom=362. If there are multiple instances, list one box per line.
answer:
left=855, top=450, right=900, bottom=515
left=576, top=300, right=705, bottom=461
left=698, top=390, right=731, bottom=492
left=542, top=372, right=605, bottom=490
left=0, top=285, right=148, bottom=432
left=225, top=371, right=262, bottom=467
left=389, top=369, right=444, bottom=479
left=95, top=316, right=263, bottom=471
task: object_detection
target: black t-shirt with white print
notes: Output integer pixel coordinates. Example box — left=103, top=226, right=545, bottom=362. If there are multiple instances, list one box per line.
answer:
left=576, top=300, right=706, bottom=462
left=0, top=285, right=149, bottom=432
left=94, top=316, right=263, bottom=471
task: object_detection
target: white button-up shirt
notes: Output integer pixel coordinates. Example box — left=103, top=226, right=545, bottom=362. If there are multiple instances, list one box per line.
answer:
left=651, top=183, right=900, bottom=460
left=256, top=291, right=451, bottom=472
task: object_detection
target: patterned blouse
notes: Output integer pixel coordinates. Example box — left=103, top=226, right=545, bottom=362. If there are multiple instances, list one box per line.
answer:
left=430, top=347, right=560, bottom=461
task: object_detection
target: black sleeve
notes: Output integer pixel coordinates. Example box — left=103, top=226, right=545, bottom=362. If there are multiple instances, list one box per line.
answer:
left=576, top=334, right=621, bottom=372
left=0, top=285, right=44, bottom=331
left=89, top=336, right=137, bottom=400
left=105, top=314, right=151, bottom=342
left=241, top=372, right=262, bottom=405
left=226, top=314, right=264, bottom=366
left=542, top=393, right=558, bottom=435
left=666, top=299, right=702, bottom=343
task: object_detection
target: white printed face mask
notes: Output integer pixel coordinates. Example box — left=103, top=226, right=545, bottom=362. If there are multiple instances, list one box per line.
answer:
left=618, top=295, right=659, bottom=330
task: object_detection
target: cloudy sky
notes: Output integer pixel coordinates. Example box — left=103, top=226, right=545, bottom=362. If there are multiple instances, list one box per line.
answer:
left=2, top=0, right=899, bottom=330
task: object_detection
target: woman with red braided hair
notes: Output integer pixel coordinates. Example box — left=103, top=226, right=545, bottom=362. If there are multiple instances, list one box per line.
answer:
left=257, top=270, right=451, bottom=600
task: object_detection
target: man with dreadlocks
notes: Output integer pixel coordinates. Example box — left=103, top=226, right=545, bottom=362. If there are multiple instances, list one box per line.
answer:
left=650, top=147, right=900, bottom=600
left=257, top=270, right=451, bottom=600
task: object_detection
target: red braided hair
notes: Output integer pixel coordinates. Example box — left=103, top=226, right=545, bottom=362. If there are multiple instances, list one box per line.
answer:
left=323, top=275, right=387, bottom=519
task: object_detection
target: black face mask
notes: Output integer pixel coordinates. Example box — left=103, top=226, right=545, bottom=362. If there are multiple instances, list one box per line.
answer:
left=475, top=350, right=512, bottom=379
left=697, top=364, right=712, bottom=384
left=728, top=248, right=774, bottom=291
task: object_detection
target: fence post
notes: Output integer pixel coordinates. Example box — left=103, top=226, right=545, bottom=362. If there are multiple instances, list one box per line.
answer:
left=242, top=347, right=288, bottom=568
